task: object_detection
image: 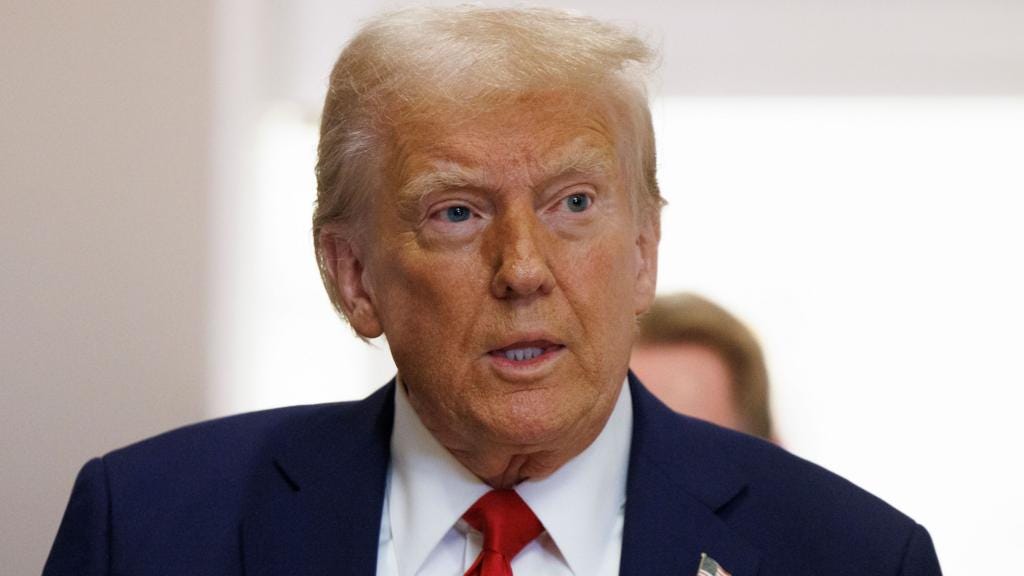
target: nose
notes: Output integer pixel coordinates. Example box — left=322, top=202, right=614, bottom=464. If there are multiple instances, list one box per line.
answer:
left=489, top=210, right=556, bottom=300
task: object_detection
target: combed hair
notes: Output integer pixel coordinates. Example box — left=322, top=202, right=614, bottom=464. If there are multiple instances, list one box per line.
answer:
left=313, top=5, right=663, bottom=319
left=637, top=293, right=775, bottom=440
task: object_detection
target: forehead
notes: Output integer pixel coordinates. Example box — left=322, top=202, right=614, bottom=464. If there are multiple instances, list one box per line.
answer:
left=385, top=90, right=623, bottom=189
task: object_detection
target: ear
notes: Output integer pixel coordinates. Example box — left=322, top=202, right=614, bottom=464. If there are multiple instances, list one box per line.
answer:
left=632, top=213, right=660, bottom=316
left=318, top=227, right=384, bottom=339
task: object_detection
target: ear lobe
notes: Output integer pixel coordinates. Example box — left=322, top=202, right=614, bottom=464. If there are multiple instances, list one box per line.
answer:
left=319, top=228, right=384, bottom=338
left=633, top=216, right=660, bottom=316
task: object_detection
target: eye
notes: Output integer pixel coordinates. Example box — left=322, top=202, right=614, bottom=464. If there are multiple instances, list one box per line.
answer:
left=564, top=193, right=592, bottom=213
left=443, top=205, right=473, bottom=222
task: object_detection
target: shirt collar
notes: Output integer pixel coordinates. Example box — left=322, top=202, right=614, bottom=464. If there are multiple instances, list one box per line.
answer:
left=516, top=381, right=632, bottom=576
left=387, top=378, right=491, bottom=576
left=387, top=377, right=632, bottom=576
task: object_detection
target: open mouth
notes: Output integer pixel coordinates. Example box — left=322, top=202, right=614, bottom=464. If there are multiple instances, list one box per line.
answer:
left=489, top=340, right=565, bottom=364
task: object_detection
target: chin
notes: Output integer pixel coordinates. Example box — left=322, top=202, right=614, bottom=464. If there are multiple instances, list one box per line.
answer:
left=481, top=396, right=590, bottom=448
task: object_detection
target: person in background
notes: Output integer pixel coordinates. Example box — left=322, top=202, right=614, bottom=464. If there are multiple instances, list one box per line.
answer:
left=632, top=292, right=776, bottom=441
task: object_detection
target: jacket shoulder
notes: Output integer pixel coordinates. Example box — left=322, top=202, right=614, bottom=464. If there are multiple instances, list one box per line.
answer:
left=103, top=401, right=346, bottom=484
left=629, top=377, right=936, bottom=574
left=97, top=398, right=376, bottom=572
left=687, top=418, right=929, bottom=573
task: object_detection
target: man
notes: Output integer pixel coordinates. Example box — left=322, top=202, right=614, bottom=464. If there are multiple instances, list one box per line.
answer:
left=632, top=293, right=776, bottom=441
left=45, top=7, right=941, bottom=575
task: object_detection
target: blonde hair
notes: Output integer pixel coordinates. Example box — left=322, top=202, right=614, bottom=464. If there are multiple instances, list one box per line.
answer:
left=637, top=293, right=775, bottom=440
left=313, top=6, right=663, bottom=318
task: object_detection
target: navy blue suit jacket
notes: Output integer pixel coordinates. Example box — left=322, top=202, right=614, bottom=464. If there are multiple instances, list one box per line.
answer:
left=45, top=374, right=941, bottom=575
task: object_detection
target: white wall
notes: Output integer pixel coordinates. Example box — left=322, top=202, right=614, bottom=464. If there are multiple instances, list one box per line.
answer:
left=653, top=96, right=1024, bottom=567
left=1, top=2, right=211, bottom=573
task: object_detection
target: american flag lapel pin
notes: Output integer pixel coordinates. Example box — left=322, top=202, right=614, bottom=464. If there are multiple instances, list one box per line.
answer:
left=697, top=552, right=732, bottom=576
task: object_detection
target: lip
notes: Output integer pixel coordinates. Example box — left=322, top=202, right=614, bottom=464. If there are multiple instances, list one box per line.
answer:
left=488, top=332, right=565, bottom=352
left=486, top=334, right=566, bottom=381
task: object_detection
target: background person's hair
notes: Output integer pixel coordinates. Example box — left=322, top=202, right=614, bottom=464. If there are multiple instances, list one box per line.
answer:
left=637, top=293, right=775, bottom=440
left=312, top=6, right=664, bottom=323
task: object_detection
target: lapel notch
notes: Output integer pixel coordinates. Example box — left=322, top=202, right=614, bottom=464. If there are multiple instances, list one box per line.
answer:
left=242, top=383, right=395, bottom=576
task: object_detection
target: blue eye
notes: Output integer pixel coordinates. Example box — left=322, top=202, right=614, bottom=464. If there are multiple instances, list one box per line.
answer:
left=444, top=205, right=472, bottom=222
left=565, top=193, right=591, bottom=213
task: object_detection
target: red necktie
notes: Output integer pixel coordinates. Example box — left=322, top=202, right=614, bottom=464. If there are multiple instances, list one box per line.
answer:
left=462, top=489, right=544, bottom=576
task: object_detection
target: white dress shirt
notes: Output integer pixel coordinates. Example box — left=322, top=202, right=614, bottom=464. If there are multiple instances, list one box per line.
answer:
left=376, top=378, right=633, bottom=576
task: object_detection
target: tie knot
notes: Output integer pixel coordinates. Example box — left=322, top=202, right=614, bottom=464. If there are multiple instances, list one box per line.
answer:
left=462, top=489, right=543, bottom=560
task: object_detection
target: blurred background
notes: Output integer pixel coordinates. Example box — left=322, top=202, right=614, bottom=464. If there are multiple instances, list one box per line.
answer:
left=3, top=0, right=1022, bottom=573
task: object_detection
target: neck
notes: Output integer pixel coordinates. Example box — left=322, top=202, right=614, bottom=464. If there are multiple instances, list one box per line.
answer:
left=400, top=381, right=617, bottom=490
left=447, top=442, right=588, bottom=489
left=397, top=373, right=624, bottom=489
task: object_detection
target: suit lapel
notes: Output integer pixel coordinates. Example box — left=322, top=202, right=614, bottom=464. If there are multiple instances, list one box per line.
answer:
left=242, top=383, right=395, bottom=576
left=621, top=373, right=762, bottom=576
left=238, top=375, right=762, bottom=575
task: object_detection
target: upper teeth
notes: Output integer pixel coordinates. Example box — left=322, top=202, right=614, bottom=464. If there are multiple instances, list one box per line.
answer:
left=504, top=347, right=543, bottom=361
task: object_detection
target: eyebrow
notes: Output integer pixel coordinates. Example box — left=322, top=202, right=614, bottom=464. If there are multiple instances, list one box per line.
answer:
left=398, top=165, right=488, bottom=204
left=538, top=139, right=616, bottom=183
left=397, top=139, right=616, bottom=205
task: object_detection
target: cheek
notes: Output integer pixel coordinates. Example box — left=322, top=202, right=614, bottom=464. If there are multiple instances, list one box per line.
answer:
left=557, top=229, right=641, bottom=352
left=572, top=228, right=639, bottom=306
left=374, top=246, right=488, bottom=349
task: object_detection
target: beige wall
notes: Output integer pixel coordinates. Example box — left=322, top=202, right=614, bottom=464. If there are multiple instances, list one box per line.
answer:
left=0, top=2, right=211, bottom=572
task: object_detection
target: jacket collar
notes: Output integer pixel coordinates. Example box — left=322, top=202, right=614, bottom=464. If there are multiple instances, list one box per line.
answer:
left=241, top=374, right=761, bottom=575
left=621, top=370, right=761, bottom=575
left=241, top=383, right=395, bottom=576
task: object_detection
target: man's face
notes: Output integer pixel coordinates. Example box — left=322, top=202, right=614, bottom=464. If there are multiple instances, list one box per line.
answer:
left=631, top=342, right=745, bottom=433
left=332, top=91, right=658, bottom=463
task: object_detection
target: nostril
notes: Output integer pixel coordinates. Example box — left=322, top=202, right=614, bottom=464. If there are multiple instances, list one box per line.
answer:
left=492, top=258, right=553, bottom=298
